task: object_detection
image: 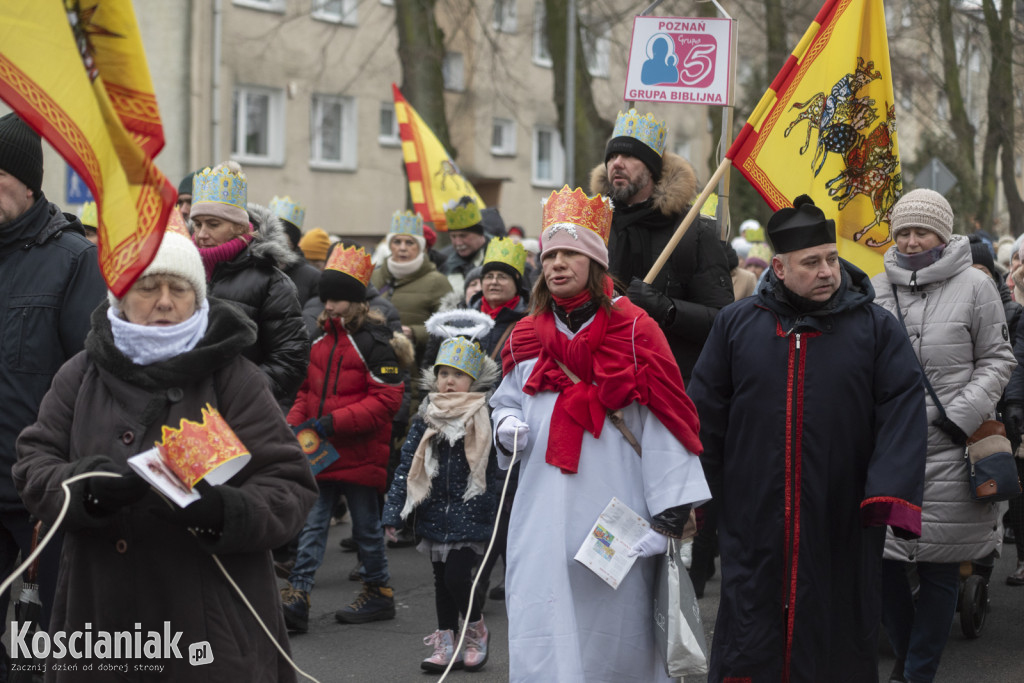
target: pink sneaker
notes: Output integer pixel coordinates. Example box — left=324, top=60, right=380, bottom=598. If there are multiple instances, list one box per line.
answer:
left=421, top=629, right=464, bottom=673
left=463, top=617, right=489, bottom=672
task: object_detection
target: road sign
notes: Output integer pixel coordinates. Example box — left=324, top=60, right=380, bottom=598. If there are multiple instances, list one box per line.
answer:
left=913, top=157, right=957, bottom=196
left=623, top=16, right=734, bottom=105
left=65, top=166, right=92, bottom=204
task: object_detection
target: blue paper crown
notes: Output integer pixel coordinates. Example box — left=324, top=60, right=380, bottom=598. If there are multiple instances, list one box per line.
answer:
left=269, top=196, right=305, bottom=228
left=434, top=336, right=485, bottom=380
left=390, top=210, right=424, bottom=237
left=612, top=109, right=668, bottom=156
left=192, top=165, right=247, bottom=211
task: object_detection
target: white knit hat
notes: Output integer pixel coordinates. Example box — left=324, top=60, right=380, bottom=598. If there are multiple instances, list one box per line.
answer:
left=109, top=232, right=207, bottom=305
left=890, top=189, right=954, bottom=244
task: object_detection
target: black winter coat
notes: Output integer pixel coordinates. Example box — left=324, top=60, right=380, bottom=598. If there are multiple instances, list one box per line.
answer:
left=590, top=153, right=734, bottom=382
left=382, top=417, right=499, bottom=543
left=0, top=196, right=106, bottom=509
left=284, top=256, right=322, bottom=305
left=13, top=298, right=318, bottom=682
left=207, top=205, right=309, bottom=401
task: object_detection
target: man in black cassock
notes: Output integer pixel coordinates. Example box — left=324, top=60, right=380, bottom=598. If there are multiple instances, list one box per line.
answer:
left=688, top=196, right=928, bottom=682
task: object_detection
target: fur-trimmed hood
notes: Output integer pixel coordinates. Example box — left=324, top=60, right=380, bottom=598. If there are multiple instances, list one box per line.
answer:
left=589, top=152, right=698, bottom=218
left=244, top=202, right=300, bottom=270
left=416, top=353, right=501, bottom=406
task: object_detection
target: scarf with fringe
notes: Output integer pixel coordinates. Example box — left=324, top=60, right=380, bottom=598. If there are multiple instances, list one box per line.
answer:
left=400, top=391, right=491, bottom=519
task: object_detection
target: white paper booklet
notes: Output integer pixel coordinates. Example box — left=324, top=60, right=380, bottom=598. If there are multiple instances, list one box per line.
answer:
left=128, top=447, right=201, bottom=508
left=574, top=497, right=651, bottom=589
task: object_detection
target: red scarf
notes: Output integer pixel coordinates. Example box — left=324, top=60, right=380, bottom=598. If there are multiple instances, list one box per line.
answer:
left=480, top=295, right=520, bottom=320
left=502, top=296, right=703, bottom=474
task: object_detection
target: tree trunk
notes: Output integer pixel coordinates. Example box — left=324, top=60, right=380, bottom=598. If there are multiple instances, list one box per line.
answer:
left=394, top=0, right=453, bottom=157
left=937, top=0, right=982, bottom=223
left=763, top=0, right=787, bottom=76
left=543, top=0, right=612, bottom=189
left=983, top=0, right=1024, bottom=235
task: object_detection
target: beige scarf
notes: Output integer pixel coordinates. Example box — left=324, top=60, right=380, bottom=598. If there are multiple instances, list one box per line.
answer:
left=401, top=391, right=491, bottom=519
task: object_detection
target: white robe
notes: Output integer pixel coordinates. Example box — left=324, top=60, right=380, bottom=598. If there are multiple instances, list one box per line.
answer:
left=490, top=317, right=710, bottom=683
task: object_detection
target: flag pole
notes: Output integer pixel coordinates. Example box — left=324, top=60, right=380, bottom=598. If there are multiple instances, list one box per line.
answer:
left=643, top=157, right=732, bottom=284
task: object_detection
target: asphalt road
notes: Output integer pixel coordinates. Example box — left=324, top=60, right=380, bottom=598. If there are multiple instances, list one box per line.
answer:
left=287, top=519, right=1024, bottom=682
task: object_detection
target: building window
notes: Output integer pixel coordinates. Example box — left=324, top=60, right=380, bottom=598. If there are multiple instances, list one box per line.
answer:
left=581, top=18, right=609, bottom=78
left=310, top=94, right=357, bottom=170
left=312, top=0, right=358, bottom=25
left=532, top=2, right=551, bottom=67
left=532, top=125, right=564, bottom=187
left=231, top=85, right=284, bottom=165
left=493, top=0, right=517, bottom=33
left=233, top=0, right=285, bottom=12
left=380, top=0, right=394, bottom=5
left=443, top=52, right=465, bottom=92
left=491, top=118, right=516, bottom=156
left=379, top=102, right=400, bottom=146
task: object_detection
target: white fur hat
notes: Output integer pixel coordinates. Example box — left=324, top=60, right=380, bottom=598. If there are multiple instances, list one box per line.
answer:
left=109, top=232, right=207, bottom=305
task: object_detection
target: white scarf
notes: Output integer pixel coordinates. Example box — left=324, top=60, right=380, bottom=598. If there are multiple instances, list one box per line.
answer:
left=386, top=253, right=425, bottom=280
left=108, top=299, right=210, bottom=365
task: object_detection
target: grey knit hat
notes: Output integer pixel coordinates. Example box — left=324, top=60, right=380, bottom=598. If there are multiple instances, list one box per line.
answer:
left=890, top=189, right=954, bottom=244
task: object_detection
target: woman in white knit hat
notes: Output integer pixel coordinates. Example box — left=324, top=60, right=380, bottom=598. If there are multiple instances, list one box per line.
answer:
left=871, top=188, right=1015, bottom=683
left=13, top=229, right=318, bottom=682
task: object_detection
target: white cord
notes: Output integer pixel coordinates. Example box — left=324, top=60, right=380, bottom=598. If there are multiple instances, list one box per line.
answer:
left=0, top=471, right=321, bottom=683
left=438, top=426, right=520, bottom=681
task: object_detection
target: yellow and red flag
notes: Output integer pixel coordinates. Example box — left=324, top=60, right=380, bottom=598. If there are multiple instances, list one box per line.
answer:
left=726, top=0, right=900, bottom=276
left=392, top=83, right=484, bottom=231
left=0, top=0, right=175, bottom=297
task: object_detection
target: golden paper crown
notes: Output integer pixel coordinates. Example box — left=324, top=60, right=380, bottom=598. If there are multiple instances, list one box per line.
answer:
left=165, top=207, right=190, bottom=237
left=612, top=109, right=668, bottom=156
left=156, top=405, right=249, bottom=490
left=79, top=201, right=97, bottom=229
left=434, top=336, right=486, bottom=380
left=192, top=165, right=247, bottom=210
left=444, top=197, right=483, bottom=231
left=325, top=245, right=374, bottom=286
left=390, top=210, right=424, bottom=237
left=483, top=237, right=527, bottom=275
left=269, top=196, right=305, bottom=228
left=541, top=186, right=613, bottom=245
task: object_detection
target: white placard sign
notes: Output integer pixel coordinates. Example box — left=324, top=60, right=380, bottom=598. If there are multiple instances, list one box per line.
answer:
left=623, top=16, right=734, bottom=105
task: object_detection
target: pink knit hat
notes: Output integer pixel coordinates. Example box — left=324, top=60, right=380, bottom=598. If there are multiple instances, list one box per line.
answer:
left=539, top=187, right=612, bottom=269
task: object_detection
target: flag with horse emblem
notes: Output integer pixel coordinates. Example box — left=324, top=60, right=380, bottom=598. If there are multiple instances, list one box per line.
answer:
left=392, top=83, right=485, bottom=231
left=726, top=0, right=900, bottom=276
left=0, top=0, right=175, bottom=297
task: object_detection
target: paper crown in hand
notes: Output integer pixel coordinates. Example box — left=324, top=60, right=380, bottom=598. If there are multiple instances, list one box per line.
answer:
left=612, top=108, right=668, bottom=156
left=155, top=405, right=250, bottom=490
left=390, top=210, right=424, bottom=237
left=434, top=336, right=486, bottom=380
left=269, top=196, right=305, bottom=228
left=483, top=237, right=527, bottom=276
left=192, top=164, right=247, bottom=211
left=325, top=244, right=374, bottom=286
left=444, top=197, right=483, bottom=231
left=541, top=186, right=613, bottom=246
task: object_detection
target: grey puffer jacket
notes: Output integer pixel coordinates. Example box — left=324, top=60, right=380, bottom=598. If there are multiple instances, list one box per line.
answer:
left=872, top=235, right=1016, bottom=563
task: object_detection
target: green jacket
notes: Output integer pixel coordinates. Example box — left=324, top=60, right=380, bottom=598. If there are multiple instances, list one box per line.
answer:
left=371, top=258, right=452, bottom=360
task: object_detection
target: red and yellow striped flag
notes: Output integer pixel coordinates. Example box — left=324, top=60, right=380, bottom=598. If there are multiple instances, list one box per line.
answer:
left=0, top=0, right=175, bottom=296
left=726, top=0, right=901, bottom=276
left=392, top=83, right=484, bottom=231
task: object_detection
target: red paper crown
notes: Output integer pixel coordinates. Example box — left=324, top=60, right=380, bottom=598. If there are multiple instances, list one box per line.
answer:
left=156, top=405, right=249, bottom=489
left=541, top=186, right=613, bottom=245
left=165, top=208, right=190, bottom=237
left=325, top=245, right=374, bottom=286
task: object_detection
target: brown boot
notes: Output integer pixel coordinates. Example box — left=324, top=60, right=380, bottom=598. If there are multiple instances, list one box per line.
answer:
left=1006, top=560, right=1024, bottom=586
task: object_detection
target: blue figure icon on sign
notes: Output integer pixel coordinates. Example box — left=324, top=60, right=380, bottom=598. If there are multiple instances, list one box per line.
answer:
left=641, top=34, right=679, bottom=86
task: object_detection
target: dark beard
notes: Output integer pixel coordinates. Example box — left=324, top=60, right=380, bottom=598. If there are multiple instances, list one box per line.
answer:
left=607, top=166, right=652, bottom=205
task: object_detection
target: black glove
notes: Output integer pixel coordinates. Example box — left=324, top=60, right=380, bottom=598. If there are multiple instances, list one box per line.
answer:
left=650, top=503, right=693, bottom=539
left=933, top=416, right=968, bottom=446
left=158, top=480, right=225, bottom=536
left=83, top=457, right=150, bottom=515
left=627, top=277, right=675, bottom=325
left=1005, top=403, right=1024, bottom=454
left=316, top=414, right=335, bottom=438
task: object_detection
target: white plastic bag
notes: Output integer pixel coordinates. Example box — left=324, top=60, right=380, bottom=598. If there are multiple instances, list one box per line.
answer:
left=653, top=538, right=709, bottom=677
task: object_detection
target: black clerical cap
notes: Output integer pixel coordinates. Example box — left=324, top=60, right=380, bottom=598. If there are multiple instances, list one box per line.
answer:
left=765, top=195, right=836, bottom=254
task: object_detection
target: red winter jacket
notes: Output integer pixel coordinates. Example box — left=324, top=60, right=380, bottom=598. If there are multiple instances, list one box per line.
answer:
left=288, top=318, right=403, bottom=490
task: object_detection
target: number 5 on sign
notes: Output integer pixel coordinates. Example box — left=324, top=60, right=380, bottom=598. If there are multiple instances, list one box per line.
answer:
left=624, top=16, right=734, bottom=105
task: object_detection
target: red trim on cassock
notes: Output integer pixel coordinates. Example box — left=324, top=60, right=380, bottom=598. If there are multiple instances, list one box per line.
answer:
left=860, top=496, right=923, bottom=538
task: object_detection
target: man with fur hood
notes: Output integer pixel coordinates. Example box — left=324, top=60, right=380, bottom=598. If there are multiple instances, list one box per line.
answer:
left=591, top=109, right=733, bottom=382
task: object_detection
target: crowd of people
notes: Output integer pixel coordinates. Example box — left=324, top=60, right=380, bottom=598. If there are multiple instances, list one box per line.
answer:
left=0, top=101, right=1021, bottom=683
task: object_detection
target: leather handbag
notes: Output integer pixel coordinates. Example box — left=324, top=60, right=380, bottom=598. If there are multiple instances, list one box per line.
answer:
left=965, top=421, right=1022, bottom=502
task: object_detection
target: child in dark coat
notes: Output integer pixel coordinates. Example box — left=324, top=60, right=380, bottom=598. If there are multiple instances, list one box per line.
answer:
left=383, top=336, right=500, bottom=673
